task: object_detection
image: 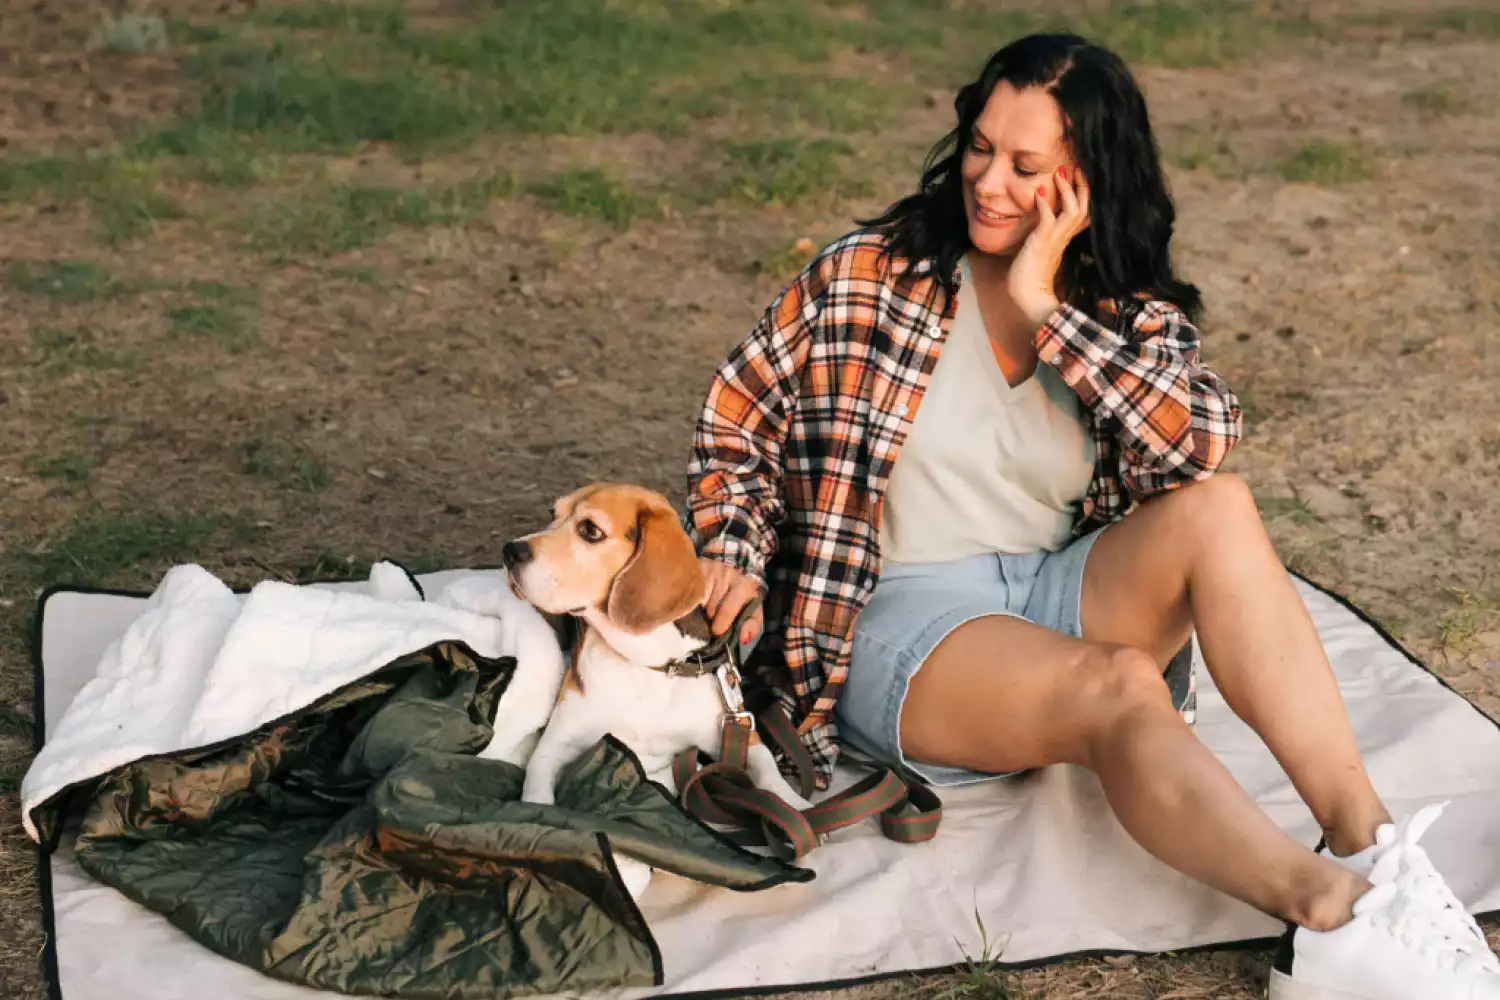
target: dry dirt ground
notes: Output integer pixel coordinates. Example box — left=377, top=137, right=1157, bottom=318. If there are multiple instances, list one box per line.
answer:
left=2, top=1, right=1498, bottom=998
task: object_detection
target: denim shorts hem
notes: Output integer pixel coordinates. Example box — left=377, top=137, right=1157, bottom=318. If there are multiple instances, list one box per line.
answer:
left=835, top=529, right=1108, bottom=789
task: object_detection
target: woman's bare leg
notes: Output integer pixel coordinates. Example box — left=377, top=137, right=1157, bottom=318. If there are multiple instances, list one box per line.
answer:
left=900, top=616, right=1370, bottom=931
left=1079, top=473, right=1391, bottom=857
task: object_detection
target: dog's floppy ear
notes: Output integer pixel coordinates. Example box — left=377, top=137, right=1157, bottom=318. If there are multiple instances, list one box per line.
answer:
left=606, top=503, right=703, bottom=633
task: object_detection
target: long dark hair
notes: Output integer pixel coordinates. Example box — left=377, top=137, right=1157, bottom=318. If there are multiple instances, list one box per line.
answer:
left=859, top=32, right=1203, bottom=331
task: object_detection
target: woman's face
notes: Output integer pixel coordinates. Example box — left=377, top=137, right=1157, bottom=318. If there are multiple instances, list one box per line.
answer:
left=960, top=80, right=1073, bottom=257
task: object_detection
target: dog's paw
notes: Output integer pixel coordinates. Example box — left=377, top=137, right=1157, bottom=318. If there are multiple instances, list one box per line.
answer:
left=520, top=775, right=556, bottom=806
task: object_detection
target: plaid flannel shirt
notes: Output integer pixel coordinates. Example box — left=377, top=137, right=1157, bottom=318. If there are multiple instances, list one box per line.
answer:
left=686, top=228, right=1242, bottom=788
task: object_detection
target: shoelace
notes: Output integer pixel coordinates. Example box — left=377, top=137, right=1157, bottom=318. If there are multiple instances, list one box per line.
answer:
left=1355, top=802, right=1500, bottom=977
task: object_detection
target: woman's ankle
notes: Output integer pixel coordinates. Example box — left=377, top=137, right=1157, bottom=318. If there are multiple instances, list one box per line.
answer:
left=1320, top=800, right=1394, bottom=859
left=1282, top=864, right=1371, bottom=932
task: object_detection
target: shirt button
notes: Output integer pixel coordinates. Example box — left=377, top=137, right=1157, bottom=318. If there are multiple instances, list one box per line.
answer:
left=1050, top=354, right=1064, bottom=365
left=894, top=404, right=908, bottom=416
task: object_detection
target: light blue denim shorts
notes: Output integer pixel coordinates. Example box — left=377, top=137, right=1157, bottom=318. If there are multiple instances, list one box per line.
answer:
left=835, top=528, right=1106, bottom=788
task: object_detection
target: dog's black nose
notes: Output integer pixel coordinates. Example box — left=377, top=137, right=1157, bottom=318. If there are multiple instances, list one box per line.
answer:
left=501, top=540, right=533, bottom=567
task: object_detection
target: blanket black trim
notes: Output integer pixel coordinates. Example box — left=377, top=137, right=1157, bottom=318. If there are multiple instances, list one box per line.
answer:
left=26, top=569, right=1500, bottom=1000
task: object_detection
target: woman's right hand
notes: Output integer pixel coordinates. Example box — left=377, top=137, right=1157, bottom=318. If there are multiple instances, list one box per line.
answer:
left=701, top=559, right=764, bottom=646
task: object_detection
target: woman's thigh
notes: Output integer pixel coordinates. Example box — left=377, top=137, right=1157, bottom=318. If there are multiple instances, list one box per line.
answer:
left=898, top=613, right=1114, bottom=774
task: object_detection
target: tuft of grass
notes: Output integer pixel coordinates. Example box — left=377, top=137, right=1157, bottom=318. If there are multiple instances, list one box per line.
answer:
left=291, top=550, right=455, bottom=583
left=0, top=152, right=185, bottom=241
left=1256, top=496, right=1319, bottom=526
left=1065, top=2, right=1321, bottom=69
left=31, top=325, right=143, bottom=375
left=1167, top=138, right=1244, bottom=179
left=718, top=137, right=867, bottom=206
left=1402, top=87, right=1466, bottom=115
left=1436, top=585, right=1496, bottom=655
left=246, top=172, right=512, bottom=258
left=527, top=169, right=658, bottom=230
left=7, top=260, right=123, bottom=302
left=169, top=305, right=252, bottom=351
left=86, top=12, right=170, bottom=54
left=21, top=511, right=247, bottom=587
left=253, top=0, right=408, bottom=36
left=238, top=439, right=334, bottom=493
left=929, top=907, right=1020, bottom=1000
left=26, top=451, right=98, bottom=485
left=0, top=708, right=33, bottom=741
left=1276, top=140, right=1374, bottom=185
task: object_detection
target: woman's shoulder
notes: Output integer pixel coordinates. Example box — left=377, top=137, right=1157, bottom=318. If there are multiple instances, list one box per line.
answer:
left=796, top=226, right=941, bottom=294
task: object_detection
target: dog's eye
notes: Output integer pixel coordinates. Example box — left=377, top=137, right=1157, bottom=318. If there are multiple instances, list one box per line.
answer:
left=577, top=519, right=605, bottom=543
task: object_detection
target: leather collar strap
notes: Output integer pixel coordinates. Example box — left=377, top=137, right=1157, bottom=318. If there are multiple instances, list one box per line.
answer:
left=653, top=595, right=763, bottom=679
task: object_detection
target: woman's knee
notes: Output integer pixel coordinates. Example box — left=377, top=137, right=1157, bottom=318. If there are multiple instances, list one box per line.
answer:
left=1162, top=471, right=1260, bottom=536
left=1070, top=644, right=1176, bottom=754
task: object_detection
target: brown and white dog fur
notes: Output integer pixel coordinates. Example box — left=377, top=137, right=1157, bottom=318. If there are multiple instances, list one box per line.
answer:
left=502, top=483, right=812, bottom=887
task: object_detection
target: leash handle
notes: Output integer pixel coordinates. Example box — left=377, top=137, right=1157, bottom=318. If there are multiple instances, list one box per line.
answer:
left=675, top=704, right=942, bottom=860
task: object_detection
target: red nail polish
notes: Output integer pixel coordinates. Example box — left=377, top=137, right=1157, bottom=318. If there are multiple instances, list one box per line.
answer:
left=1059, top=166, right=1069, bottom=181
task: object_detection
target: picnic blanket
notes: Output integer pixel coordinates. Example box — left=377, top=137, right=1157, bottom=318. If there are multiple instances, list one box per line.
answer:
left=23, top=564, right=1500, bottom=1000
left=21, top=563, right=807, bottom=1000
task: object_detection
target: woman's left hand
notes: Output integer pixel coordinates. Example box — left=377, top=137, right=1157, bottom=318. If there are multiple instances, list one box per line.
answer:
left=1008, top=167, right=1091, bottom=329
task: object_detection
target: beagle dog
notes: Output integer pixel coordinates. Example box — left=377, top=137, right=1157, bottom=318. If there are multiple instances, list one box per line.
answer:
left=502, top=483, right=812, bottom=826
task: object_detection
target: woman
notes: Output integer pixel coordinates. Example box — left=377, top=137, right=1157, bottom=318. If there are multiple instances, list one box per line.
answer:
left=684, top=32, right=1499, bottom=1000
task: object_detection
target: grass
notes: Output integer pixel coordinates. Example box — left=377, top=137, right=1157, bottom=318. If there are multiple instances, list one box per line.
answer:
left=291, top=550, right=456, bottom=583
left=30, top=325, right=143, bottom=375
left=26, top=452, right=98, bottom=485
left=252, top=0, right=408, bottom=36
left=19, top=511, right=249, bottom=588
left=1403, top=87, right=1466, bottom=114
left=1256, top=496, right=1319, bottom=526
left=718, top=138, right=869, bottom=206
left=86, top=12, right=169, bottom=54
left=1436, top=584, right=1497, bottom=655
left=0, top=154, right=186, bottom=243
left=527, top=169, right=659, bottom=230
left=238, top=439, right=334, bottom=492
left=245, top=171, right=512, bottom=258
left=1275, top=140, right=1375, bottom=185
left=6, top=260, right=123, bottom=302
left=0, top=709, right=32, bottom=742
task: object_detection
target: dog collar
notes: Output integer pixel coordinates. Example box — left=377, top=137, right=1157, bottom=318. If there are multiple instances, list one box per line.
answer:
left=654, top=595, right=762, bottom=679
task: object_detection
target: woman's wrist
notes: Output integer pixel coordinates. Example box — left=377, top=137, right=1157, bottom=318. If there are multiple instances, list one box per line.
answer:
left=1020, top=294, right=1062, bottom=330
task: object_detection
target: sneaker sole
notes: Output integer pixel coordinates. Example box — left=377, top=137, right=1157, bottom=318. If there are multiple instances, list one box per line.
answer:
left=1267, top=970, right=1379, bottom=1000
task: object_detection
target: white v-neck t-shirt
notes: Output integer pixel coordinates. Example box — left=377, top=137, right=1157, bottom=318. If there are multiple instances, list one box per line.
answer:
left=878, top=257, right=1096, bottom=564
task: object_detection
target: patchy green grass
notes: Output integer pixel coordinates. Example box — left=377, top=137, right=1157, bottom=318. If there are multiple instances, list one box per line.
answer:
left=244, top=170, right=511, bottom=258
left=528, top=169, right=659, bottom=229
left=86, top=11, right=170, bottom=54
left=252, top=0, right=408, bottom=35
left=0, top=154, right=186, bottom=242
left=238, top=438, right=334, bottom=492
left=1166, top=136, right=1244, bottom=179
left=6, top=260, right=123, bottom=302
left=18, top=511, right=249, bottom=588
left=1276, top=140, right=1375, bottom=185
left=30, top=325, right=143, bottom=375
left=1256, top=495, right=1319, bottom=526
left=169, top=305, right=252, bottom=351
left=1403, top=87, right=1466, bottom=114
left=717, top=137, right=868, bottom=206
left=26, top=451, right=99, bottom=485
left=0, top=708, right=32, bottom=742
left=1435, top=585, right=1497, bottom=655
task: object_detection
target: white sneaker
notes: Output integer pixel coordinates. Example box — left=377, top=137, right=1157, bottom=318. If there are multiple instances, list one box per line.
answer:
left=1269, top=802, right=1500, bottom=999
